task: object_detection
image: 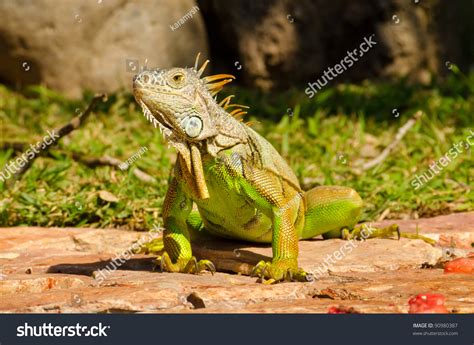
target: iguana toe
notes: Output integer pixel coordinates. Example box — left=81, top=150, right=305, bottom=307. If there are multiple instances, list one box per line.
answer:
left=342, top=224, right=435, bottom=245
left=154, top=252, right=216, bottom=275
left=197, top=259, right=216, bottom=275
left=251, top=259, right=313, bottom=284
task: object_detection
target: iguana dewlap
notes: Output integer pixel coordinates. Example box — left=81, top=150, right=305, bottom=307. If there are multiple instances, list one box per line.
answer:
left=132, top=55, right=363, bottom=283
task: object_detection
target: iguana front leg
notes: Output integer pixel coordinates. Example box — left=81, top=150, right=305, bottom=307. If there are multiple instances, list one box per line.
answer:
left=239, top=166, right=312, bottom=283
left=156, top=177, right=215, bottom=274
left=252, top=205, right=313, bottom=284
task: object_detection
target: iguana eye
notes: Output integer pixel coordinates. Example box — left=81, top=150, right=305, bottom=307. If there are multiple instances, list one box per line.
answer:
left=171, top=73, right=185, bottom=84
left=181, top=116, right=203, bottom=138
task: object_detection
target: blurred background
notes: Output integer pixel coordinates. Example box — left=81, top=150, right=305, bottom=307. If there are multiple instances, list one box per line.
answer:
left=0, top=0, right=472, bottom=229
left=0, top=0, right=472, bottom=95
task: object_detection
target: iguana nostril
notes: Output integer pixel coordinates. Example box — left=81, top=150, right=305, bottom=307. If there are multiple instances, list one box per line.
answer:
left=142, top=74, right=150, bottom=83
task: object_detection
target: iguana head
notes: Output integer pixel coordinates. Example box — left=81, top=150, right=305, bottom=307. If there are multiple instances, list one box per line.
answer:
left=133, top=55, right=248, bottom=153
left=133, top=54, right=249, bottom=198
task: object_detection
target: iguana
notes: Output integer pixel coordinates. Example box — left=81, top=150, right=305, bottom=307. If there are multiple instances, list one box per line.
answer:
left=132, top=55, right=399, bottom=283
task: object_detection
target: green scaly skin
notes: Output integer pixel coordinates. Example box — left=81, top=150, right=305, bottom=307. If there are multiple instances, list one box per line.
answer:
left=132, top=58, right=403, bottom=283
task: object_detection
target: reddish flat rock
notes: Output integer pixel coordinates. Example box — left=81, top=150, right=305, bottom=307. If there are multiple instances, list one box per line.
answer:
left=0, top=213, right=473, bottom=313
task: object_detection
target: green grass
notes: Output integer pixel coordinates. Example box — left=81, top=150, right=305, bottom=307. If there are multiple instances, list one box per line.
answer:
left=0, top=69, right=473, bottom=230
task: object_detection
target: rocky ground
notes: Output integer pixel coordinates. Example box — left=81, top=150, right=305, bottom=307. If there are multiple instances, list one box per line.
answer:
left=0, top=212, right=473, bottom=313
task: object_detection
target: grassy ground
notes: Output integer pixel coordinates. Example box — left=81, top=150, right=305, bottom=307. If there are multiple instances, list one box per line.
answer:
left=0, top=70, right=472, bottom=230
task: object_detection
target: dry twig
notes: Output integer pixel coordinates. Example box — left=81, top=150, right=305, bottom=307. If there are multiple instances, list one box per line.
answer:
left=1, top=143, right=156, bottom=184
left=361, top=111, right=423, bottom=171
left=70, top=153, right=156, bottom=183
left=10, top=94, right=107, bottom=181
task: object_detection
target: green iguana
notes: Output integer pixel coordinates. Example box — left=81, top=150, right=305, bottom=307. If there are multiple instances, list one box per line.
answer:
left=132, top=55, right=399, bottom=283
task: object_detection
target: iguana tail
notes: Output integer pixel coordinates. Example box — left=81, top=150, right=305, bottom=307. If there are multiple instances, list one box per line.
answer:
left=300, top=186, right=363, bottom=239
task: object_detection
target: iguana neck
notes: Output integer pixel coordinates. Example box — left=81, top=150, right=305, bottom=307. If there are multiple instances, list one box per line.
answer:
left=173, top=98, right=249, bottom=200
left=202, top=94, right=249, bottom=156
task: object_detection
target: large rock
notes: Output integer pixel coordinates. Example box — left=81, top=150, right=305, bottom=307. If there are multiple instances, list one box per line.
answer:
left=198, top=0, right=472, bottom=90
left=0, top=0, right=208, bottom=97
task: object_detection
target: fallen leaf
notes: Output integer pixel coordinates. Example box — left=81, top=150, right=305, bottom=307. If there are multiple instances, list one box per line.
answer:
left=98, top=191, right=119, bottom=203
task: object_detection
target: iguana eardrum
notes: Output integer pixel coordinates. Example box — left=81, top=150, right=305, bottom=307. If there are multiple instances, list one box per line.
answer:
left=132, top=55, right=377, bottom=283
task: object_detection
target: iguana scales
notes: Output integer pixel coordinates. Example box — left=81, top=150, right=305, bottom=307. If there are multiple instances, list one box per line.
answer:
left=132, top=55, right=391, bottom=283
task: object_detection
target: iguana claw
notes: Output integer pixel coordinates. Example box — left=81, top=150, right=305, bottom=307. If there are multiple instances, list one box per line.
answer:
left=251, top=259, right=313, bottom=284
left=154, top=252, right=216, bottom=275
left=341, top=224, right=435, bottom=245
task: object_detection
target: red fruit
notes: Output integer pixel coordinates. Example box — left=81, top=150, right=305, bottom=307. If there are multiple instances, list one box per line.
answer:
left=408, top=293, right=448, bottom=313
left=444, top=257, right=474, bottom=274
left=327, top=306, right=358, bottom=314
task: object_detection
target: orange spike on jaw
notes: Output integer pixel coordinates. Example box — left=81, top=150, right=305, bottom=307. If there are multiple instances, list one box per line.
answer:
left=229, top=109, right=244, bottom=116
left=203, top=74, right=236, bottom=83
left=198, top=66, right=250, bottom=121
left=233, top=112, right=248, bottom=120
left=210, top=87, right=223, bottom=97
left=219, top=95, right=235, bottom=108
left=206, top=79, right=234, bottom=94
left=225, top=103, right=249, bottom=110
left=245, top=120, right=259, bottom=127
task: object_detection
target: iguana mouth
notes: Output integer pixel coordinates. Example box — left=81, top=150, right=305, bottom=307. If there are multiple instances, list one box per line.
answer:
left=137, top=100, right=174, bottom=140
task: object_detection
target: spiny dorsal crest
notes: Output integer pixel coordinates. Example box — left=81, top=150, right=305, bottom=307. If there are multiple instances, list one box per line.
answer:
left=194, top=53, right=251, bottom=124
